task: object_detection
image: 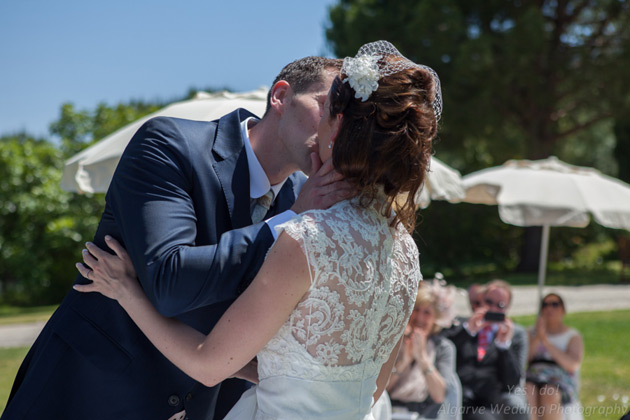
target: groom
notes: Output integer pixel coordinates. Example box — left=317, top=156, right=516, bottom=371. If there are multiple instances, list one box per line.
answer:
left=2, top=56, right=343, bottom=420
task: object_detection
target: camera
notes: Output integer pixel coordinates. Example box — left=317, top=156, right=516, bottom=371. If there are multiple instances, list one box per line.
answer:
left=484, top=311, right=505, bottom=322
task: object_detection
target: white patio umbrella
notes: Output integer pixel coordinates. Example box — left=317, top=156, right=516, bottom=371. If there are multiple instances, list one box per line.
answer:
left=414, top=157, right=464, bottom=208
left=462, top=156, right=630, bottom=299
left=61, top=88, right=465, bottom=206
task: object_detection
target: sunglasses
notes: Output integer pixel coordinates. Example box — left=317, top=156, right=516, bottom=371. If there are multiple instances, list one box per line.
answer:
left=484, top=299, right=506, bottom=309
left=542, top=301, right=561, bottom=308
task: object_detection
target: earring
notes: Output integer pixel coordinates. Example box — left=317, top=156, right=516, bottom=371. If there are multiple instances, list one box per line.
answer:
left=328, top=141, right=333, bottom=149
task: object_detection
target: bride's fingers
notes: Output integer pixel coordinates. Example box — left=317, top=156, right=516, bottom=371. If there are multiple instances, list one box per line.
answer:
left=76, top=262, right=91, bottom=279
left=73, top=282, right=97, bottom=293
left=104, top=235, right=129, bottom=260
left=74, top=264, right=100, bottom=294
left=82, top=249, right=98, bottom=268
left=85, top=241, right=108, bottom=260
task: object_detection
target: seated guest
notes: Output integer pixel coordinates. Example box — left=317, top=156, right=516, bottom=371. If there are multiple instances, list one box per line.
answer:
left=525, top=293, right=584, bottom=420
left=387, top=278, right=460, bottom=419
left=467, top=283, right=486, bottom=314
left=443, top=280, right=528, bottom=420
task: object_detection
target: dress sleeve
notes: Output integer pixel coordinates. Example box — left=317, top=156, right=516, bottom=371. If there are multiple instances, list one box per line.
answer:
left=275, top=212, right=323, bottom=286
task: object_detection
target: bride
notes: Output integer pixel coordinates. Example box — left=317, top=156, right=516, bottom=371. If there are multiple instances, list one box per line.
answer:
left=75, top=40, right=442, bottom=420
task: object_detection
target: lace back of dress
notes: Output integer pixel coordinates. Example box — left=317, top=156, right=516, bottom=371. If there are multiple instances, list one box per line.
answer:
left=284, top=200, right=421, bottom=371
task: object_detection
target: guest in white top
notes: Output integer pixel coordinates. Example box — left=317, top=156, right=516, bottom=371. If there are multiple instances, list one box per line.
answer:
left=525, top=293, right=584, bottom=420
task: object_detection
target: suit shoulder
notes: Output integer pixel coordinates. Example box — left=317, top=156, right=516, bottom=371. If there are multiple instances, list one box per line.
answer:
left=140, top=116, right=217, bottom=135
left=131, top=117, right=218, bottom=152
left=512, top=323, right=527, bottom=339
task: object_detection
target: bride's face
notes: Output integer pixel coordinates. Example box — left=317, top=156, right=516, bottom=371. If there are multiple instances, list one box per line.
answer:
left=316, top=92, right=341, bottom=162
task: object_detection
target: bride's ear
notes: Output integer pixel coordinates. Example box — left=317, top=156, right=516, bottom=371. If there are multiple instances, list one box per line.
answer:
left=331, top=113, right=343, bottom=142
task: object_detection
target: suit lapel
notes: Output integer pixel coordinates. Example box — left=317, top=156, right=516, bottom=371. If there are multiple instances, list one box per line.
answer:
left=212, top=109, right=257, bottom=229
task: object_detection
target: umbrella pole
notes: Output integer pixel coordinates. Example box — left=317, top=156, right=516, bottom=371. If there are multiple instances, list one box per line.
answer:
left=537, top=224, right=551, bottom=302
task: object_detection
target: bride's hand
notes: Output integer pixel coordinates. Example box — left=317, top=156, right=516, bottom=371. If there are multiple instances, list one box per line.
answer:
left=232, top=358, right=259, bottom=384
left=74, top=235, right=140, bottom=302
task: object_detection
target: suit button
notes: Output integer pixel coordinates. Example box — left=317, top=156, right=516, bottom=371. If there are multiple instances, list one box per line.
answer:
left=186, top=393, right=193, bottom=401
left=168, top=395, right=180, bottom=406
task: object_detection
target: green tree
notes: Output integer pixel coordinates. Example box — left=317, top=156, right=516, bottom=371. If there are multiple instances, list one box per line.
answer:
left=51, top=100, right=164, bottom=158
left=326, top=0, right=630, bottom=274
left=0, top=134, right=95, bottom=304
left=0, top=98, right=166, bottom=304
left=327, top=0, right=630, bottom=165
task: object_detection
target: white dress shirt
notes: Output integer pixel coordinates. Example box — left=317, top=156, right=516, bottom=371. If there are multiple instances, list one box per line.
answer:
left=241, top=118, right=297, bottom=238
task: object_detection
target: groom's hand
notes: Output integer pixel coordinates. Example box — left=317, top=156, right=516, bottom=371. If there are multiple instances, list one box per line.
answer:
left=291, top=153, right=355, bottom=213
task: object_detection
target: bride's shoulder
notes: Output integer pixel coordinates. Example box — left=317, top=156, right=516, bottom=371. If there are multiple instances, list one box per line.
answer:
left=276, top=200, right=365, bottom=238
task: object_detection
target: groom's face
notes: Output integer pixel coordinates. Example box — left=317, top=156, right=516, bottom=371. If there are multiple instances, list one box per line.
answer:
left=278, top=69, right=337, bottom=174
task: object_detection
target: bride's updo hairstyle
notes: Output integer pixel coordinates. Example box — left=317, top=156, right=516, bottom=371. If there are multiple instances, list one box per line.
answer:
left=329, top=41, right=441, bottom=232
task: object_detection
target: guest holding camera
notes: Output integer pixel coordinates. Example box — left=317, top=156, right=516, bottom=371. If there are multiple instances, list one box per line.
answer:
left=443, top=280, right=528, bottom=420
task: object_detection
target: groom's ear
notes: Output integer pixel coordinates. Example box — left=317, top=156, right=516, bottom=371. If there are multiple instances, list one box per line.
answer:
left=269, top=81, right=290, bottom=114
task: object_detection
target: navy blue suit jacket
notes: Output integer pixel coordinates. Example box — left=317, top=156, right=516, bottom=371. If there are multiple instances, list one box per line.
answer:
left=444, top=323, right=527, bottom=403
left=3, top=109, right=306, bottom=420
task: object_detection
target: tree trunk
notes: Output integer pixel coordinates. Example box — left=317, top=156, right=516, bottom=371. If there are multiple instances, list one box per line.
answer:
left=614, top=119, right=630, bottom=184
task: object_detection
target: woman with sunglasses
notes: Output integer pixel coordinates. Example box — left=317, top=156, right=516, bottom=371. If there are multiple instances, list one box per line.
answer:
left=525, top=293, right=584, bottom=420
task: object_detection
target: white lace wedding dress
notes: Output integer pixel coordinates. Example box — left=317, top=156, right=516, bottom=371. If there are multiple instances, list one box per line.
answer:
left=224, top=198, right=422, bottom=420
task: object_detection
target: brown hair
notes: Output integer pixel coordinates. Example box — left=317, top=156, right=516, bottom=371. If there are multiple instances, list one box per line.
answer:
left=328, top=62, right=438, bottom=232
left=415, top=283, right=444, bottom=335
left=541, top=292, right=566, bottom=313
left=486, top=279, right=513, bottom=305
left=265, top=56, right=343, bottom=114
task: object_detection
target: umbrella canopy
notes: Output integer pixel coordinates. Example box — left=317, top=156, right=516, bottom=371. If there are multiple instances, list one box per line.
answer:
left=62, top=89, right=465, bottom=205
left=462, top=156, right=630, bottom=298
left=415, top=157, right=464, bottom=208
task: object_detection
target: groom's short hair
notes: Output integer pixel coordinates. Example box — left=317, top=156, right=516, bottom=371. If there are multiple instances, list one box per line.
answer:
left=265, top=56, right=342, bottom=113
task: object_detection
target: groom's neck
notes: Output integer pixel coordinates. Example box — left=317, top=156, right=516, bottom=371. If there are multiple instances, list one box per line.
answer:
left=248, top=117, right=297, bottom=185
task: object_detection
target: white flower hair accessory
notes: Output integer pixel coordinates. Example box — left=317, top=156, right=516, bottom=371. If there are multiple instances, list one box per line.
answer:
left=341, top=40, right=443, bottom=120
left=342, top=54, right=380, bottom=102
left=426, top=273, right=457, bottom=328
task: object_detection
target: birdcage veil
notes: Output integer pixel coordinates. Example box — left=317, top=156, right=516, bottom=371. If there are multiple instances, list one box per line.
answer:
left=341, top=40, right=442, bottom=120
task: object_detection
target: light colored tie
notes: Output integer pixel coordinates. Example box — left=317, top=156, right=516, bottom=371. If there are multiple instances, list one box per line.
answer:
left=251, top=190, right=274, bottom=223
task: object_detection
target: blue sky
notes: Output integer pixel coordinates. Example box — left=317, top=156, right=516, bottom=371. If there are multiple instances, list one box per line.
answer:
left=0, top=0, right=337, bottom=138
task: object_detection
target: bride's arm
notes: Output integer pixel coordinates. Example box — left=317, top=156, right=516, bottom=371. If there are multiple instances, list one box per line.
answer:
left=373, top=336, right=403, bottom=403
left=75, top=234, right=310, bottom=387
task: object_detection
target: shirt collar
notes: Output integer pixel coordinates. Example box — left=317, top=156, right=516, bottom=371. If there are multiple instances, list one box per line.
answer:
left=240, top=117, right=286, bottom=200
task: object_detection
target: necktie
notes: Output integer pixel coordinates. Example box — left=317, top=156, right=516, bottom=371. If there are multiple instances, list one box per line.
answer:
left=477, top=325, right=493, bottom=361
left=251, top=190, right=274, bottom=224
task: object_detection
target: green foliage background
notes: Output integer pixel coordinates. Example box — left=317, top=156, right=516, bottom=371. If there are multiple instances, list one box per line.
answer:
left=326, top=0, right=630, bottom=276
left=0, top=100, right=162, bottom=305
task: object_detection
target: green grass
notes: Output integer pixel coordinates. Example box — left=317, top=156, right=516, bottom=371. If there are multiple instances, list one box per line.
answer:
left=0, top=304, right=57, bottom=325
left=0, top=347, right=29, bottom=414
left=1, top=309, right=629, bottom=418
left=513, top=310, right=630, bottom=420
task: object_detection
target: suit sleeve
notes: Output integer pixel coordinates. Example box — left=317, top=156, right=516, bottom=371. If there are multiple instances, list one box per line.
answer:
left=108, top=117, right=274, bottom=317
left=496, top=328, right=526, bottom=389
